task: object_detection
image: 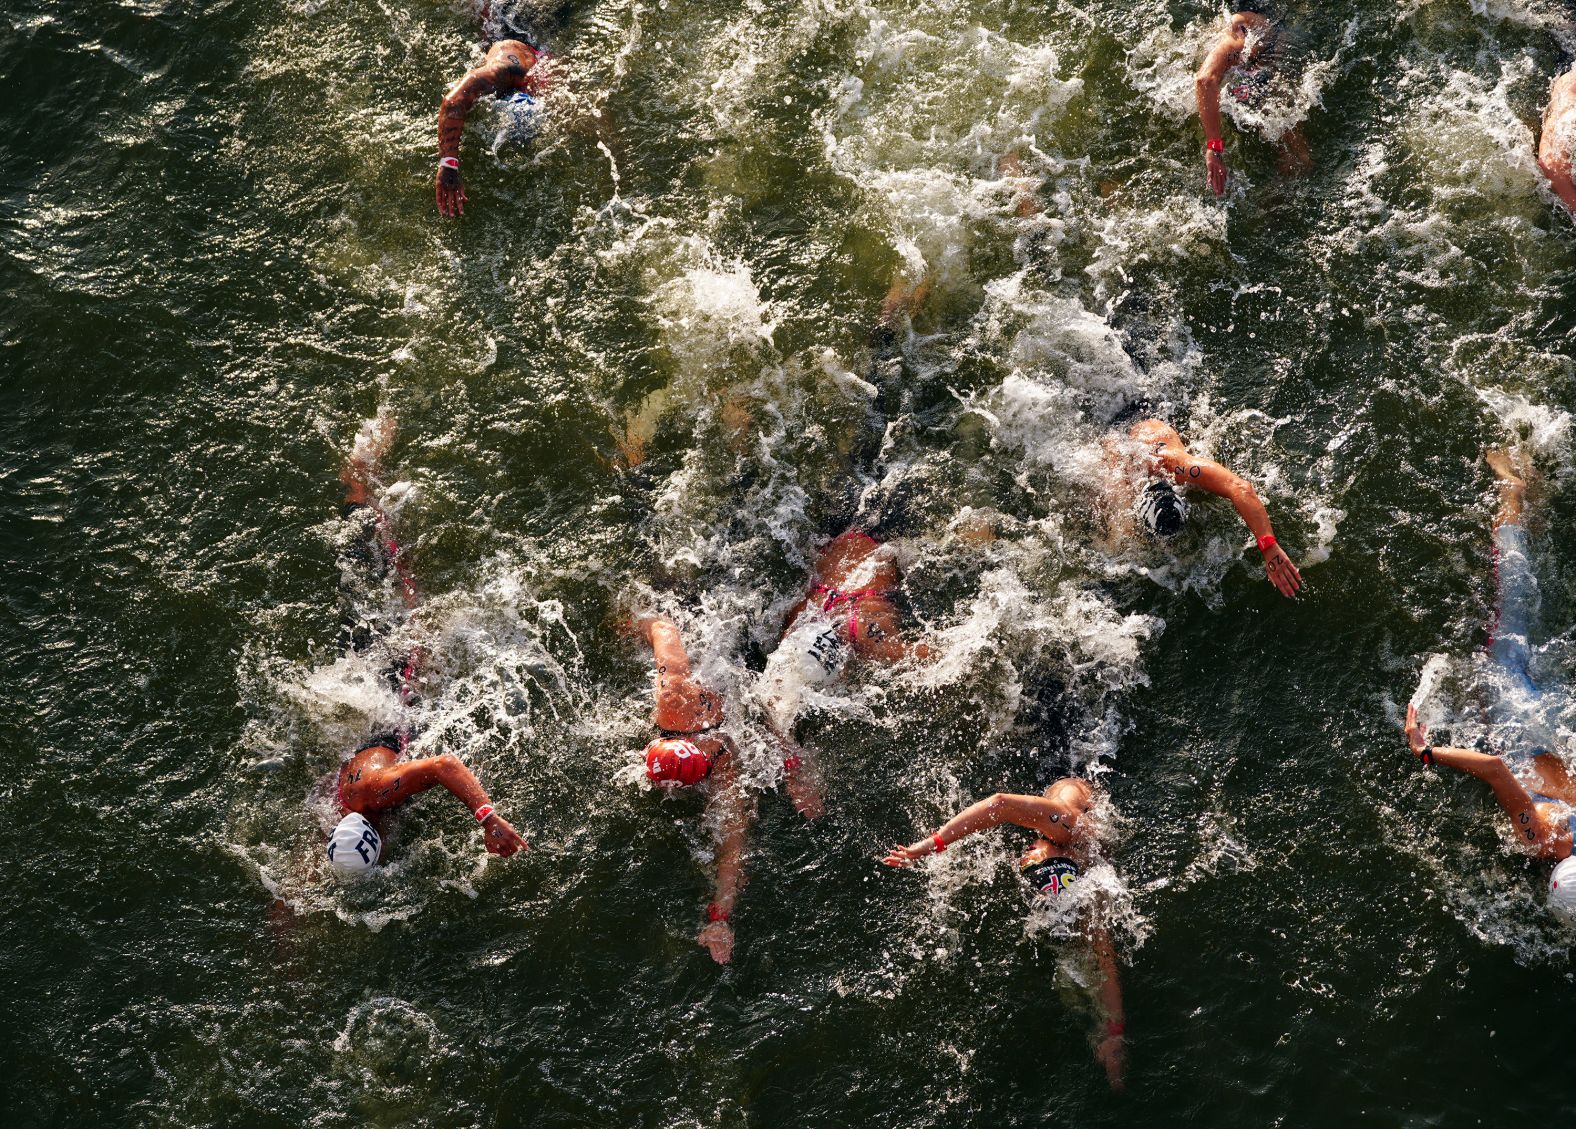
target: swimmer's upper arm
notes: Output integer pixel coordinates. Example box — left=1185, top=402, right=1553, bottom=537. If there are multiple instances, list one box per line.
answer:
left=438, top=68, right=503, bottom=156
left=990, top=793, right=1072, bottom=838
left=351, top=754, right=458, bottom=812
left=1196, top=38, right=1241, bottom=86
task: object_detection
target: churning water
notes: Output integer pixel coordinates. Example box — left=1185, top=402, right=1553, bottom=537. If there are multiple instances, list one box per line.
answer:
left=4, top=0, right=1576, bottom=1124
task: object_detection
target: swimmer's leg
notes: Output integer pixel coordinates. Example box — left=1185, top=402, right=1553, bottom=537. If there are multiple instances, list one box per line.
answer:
left=1487, top=448, right=1527, bottom=530
left=1486, top=450, right=1537, bottom=683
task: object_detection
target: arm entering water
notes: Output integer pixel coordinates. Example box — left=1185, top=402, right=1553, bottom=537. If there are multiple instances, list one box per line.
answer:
left=697, top=749, right=752, bottom=964
left=346, top=753, right=527, bottom=857
left=1090, top=924, right=1127, bottom=1091
left=1154, top=440, right=1302, bottom=598
left=1195, top=28, right=1243, bottom=196
left=882, top=792, right=1066, bottom=864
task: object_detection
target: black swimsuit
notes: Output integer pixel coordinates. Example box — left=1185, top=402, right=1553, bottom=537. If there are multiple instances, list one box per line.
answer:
left=1019, top=855, right=1081, bottom=899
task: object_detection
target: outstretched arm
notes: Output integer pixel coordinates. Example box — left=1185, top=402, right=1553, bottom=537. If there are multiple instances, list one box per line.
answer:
left=1195, top=36, right=1241, bottom=196
left=883, top=792, right=1066, bottom=865
left=1162, top=449, right=1301, bottom=598
left=435, top=67, right=504, bottom=216
left=351, top=753, right=527, bottom=856
left=698, top=752, right=752, bottom=963
left=1404, top=704, right=1562, bottom=855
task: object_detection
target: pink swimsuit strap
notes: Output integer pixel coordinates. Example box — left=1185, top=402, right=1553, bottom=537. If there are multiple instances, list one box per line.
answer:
left=813, top=584, right=882, bottom=641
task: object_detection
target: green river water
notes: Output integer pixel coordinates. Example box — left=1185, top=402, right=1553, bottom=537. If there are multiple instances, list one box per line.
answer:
left=4, top=0, right=1576, bottom=1125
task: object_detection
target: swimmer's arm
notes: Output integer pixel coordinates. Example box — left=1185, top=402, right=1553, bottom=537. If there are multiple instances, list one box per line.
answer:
left=353, top=755, right=525, bottom=855
left=1194, top=38, right=1239, bottom=137
left=1090, top=924, right=1126, bottom=1091
left=1170, top=454, right=1301, bottom=597
left=438, top=67, right=504, bottom=160
left=1195, top=37, right=1239, bottom=196
left=1536, top=145, right=1576, bottom=215
left=699, top=754, right=751, bottom=963
left=852, top=631, right=930, bottom=664
left=884, top=792, right=1059, bottom=863
left=1404, top=705, right=1557, bottom=852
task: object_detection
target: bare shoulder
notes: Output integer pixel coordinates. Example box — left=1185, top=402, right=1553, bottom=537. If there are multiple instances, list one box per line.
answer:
left=489, top=40, right=540, bottom=75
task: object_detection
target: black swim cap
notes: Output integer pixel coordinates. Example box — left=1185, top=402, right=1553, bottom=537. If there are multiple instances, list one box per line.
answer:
left=1135, top=481, right=1188, bottom=539
left=1230, top=1, right=1268, bottom=13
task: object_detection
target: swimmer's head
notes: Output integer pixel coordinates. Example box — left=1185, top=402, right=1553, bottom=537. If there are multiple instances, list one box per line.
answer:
left=1230, top=0, right=1267, bottom=13
left=1135, top=480, right=1188, bottom=539
left=644, top=738, right=712, bottom=787
left=1549, top=856, right=1576, bottom=925
left=326, top=813, right=382, bottom=877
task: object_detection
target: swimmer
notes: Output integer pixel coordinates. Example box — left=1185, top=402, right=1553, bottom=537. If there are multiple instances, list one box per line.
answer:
left=327, top=420, right=526, bottom=871
left=1537, top=68, right=1576, bottom=217
left=758, top=530, right=932, bottom=814
left=1106, top=418, right=1302, bottom=598
left=883, top=778, right=1128, bottom=1090
left=435, top=29, right=555, bottom=216
left=632, top=614, right=762, bottom=964
left=1194, top=2, right=1310, bottom=197
left=1403, top=449, right=1576, bottom=921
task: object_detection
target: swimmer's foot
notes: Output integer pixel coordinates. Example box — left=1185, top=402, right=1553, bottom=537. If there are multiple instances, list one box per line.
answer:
left=719, top=394, right=752, bottom=455
left=1485, top=447, right=1525, bottom=489
left=1487, top=447, right=1528, bottom=526
left=608, top=422, right=648, bottom=470
left=341, top=415, right=397, bottom=501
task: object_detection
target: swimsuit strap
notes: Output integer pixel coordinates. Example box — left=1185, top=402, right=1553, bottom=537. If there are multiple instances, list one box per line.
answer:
left=814, top=584, right=882, bottom=641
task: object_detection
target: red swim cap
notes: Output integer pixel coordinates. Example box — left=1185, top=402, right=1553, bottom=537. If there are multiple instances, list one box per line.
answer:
left=644, top=738, right=712, bottom=786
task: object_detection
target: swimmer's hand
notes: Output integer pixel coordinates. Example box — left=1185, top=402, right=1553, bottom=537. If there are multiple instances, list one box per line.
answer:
left=1261, top=541, right=1302, bottom=598
left=1206, top=149, right=1228, bottom=197
left=1404, top=703, right=1428, bottom=761
left=882, top=841, right=931, bottom=866
left=436, top=162, right=468, bottom=218
left=482, top=813, right=527, bottom=857
left=1095, top=1034, right=1127, bottom=1091
left=697, top=919, right=734, bottom=964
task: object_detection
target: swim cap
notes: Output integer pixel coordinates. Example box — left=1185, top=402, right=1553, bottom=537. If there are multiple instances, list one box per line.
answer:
left=1135, top=480, right=1188, bottom=539
left=644, top=738, right=712, bottom=786
left=327, top=813, right=382, bottom=876
left=1549, top=856, right=1576, bottom=925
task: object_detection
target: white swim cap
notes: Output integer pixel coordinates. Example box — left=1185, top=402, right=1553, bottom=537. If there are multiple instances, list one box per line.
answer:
left=1548, top=856, right=1576, bottom=925
left=327, top=813, right=382, bottom=876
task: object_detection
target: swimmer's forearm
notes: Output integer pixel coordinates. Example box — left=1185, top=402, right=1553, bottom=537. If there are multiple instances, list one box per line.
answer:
left=438, top=101, right=470, bottom=160
left=1224, top=480, right=1273, bottom=540
left=1195, top=75, right=1224, bottom=142
left=931, top=794, right=1017, bottom=848
left=708, top=777, right=750, bottom=914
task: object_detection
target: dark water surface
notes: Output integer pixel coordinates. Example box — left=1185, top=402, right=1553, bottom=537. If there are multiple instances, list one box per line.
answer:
left=5, top=0, right=1576, bottom=1125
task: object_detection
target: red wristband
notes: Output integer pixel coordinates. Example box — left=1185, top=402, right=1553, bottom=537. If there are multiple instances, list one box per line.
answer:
left=931, top=833, right=947, bottom=853
left=1106, top=1021, right=1125, bottom=1038
left=1205, top=138, right=1224, bottom=153
left=474, top=804, right=494, bottom=823
left=782, top=755, right=801, bottom=772
left=1256, top=533, right=1277, bottom=553
left=439, top=157, right=459, bottom=170
left=707, top=902, right=729, bottom=923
